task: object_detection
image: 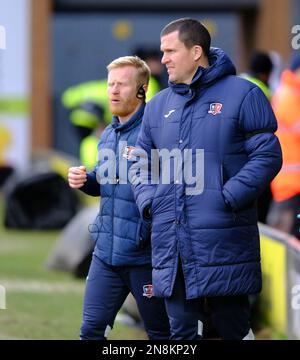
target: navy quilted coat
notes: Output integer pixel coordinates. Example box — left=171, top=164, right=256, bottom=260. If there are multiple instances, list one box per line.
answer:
left=132, top=48, right=282, bottom=299
left=80, top=104, right=151, bottom=266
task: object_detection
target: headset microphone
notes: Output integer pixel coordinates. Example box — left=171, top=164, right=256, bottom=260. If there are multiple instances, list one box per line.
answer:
left=136, top=85, right=146, bottom=99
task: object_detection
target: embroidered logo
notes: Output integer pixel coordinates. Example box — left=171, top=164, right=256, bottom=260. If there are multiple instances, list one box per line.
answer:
left=142, top=284, right=154, bottom=298
left=122, top=145, right=136, bottom=160
left=164, top=109, right=176, bottom=118
left=208, top=102, right=222, bottom=115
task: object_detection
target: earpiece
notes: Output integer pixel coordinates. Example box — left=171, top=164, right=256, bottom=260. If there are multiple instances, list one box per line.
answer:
left=136, top=85, right=146, bottom=99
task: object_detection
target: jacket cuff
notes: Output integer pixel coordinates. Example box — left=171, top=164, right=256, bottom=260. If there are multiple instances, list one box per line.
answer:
left=222, top=188, right=238, bottom=211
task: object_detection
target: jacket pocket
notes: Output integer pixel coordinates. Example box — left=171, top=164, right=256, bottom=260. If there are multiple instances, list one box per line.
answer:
left=135, top=218, right=151, bottom=248
left=220, top=164, right=237, bottom=221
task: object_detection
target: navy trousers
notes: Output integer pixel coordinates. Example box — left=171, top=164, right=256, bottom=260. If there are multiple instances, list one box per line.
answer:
left=80, top=254, right=170, bottom=340
left=165, top=262, right=253, bottom=340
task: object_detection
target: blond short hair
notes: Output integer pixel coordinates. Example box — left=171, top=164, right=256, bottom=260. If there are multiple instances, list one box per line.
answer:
left=107, top=56, right=150, bottom=86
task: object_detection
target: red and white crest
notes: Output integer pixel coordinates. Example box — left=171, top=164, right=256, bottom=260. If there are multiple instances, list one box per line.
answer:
left=208, top=102, right=222, bottom=115
left=122, top=145, right=136, bottom=160
left=142, top=284, right=153, bottom=298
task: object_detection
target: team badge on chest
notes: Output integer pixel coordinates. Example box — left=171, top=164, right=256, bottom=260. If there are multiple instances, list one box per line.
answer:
left=122, top=145, right=136, bottom=160
left=208, top=102, right=222, bottom=115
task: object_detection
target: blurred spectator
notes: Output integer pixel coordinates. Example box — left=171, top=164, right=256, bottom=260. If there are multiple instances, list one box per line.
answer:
left=134, top=46, right=168, bottom=89
left=267, top=54, right=300, bottom=239
left=62, top=81, right=111, bottom=141
left=61, top=81, right=110, bottom=170
left=241, top=51, right=274, bottom=223
left=242, top=51, right=273, bottom=100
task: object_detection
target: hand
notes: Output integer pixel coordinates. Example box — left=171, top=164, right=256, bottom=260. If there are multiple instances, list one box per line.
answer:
left=68, top=165, right=87, bottom=189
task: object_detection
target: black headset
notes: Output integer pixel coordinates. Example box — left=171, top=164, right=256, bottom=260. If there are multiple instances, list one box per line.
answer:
left=136, top=85, right=146, bottom=100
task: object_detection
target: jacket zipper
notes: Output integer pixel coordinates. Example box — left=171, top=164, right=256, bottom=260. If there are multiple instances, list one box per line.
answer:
left=110, top=130, right=120, bottom=264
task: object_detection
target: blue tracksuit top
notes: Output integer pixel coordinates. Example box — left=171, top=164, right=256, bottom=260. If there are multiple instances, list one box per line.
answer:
left=80, top=103, right=151, bottom=266
left=132, top=48, right=282, bottom=299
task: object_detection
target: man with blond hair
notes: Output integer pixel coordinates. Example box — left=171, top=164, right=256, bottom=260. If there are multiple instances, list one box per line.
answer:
left=68, top=56, right=170, bottom=340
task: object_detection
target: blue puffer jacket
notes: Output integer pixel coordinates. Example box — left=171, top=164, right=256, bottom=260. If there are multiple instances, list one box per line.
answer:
left=132, top=48, right=282, bottom=299
left=80, top=103, right=151, bottom=266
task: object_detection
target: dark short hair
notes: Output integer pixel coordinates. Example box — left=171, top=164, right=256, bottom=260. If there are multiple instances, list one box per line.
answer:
left=249, top=51, right=273, bottom=75
left=160, top=18, right=211, bottom=57
left=134, top=47, right=161, bottom=61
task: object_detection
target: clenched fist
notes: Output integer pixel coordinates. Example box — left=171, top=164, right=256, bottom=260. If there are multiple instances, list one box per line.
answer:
left=68, top=165, right=87, bottom=189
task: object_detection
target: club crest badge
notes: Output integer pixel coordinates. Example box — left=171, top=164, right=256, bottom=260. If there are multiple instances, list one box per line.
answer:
left=142, top=284, right=153, bottom=298
left=122, top=145, right=136, bottom=160
left=208, top=102, right=222, bottom=115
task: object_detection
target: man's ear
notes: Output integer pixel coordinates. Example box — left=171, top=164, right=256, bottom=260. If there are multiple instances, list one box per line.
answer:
left=194, top=45, right=203, bottom=62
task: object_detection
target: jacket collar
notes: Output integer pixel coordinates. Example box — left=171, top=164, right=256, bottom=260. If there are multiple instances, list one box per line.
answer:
left=112, top=103, right=145, bottom=133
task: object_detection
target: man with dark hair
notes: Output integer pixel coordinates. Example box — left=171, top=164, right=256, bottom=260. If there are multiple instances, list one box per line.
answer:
left=160, top=18, right=211, bottom=57
left=131, top=18, right=282, bottom=340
